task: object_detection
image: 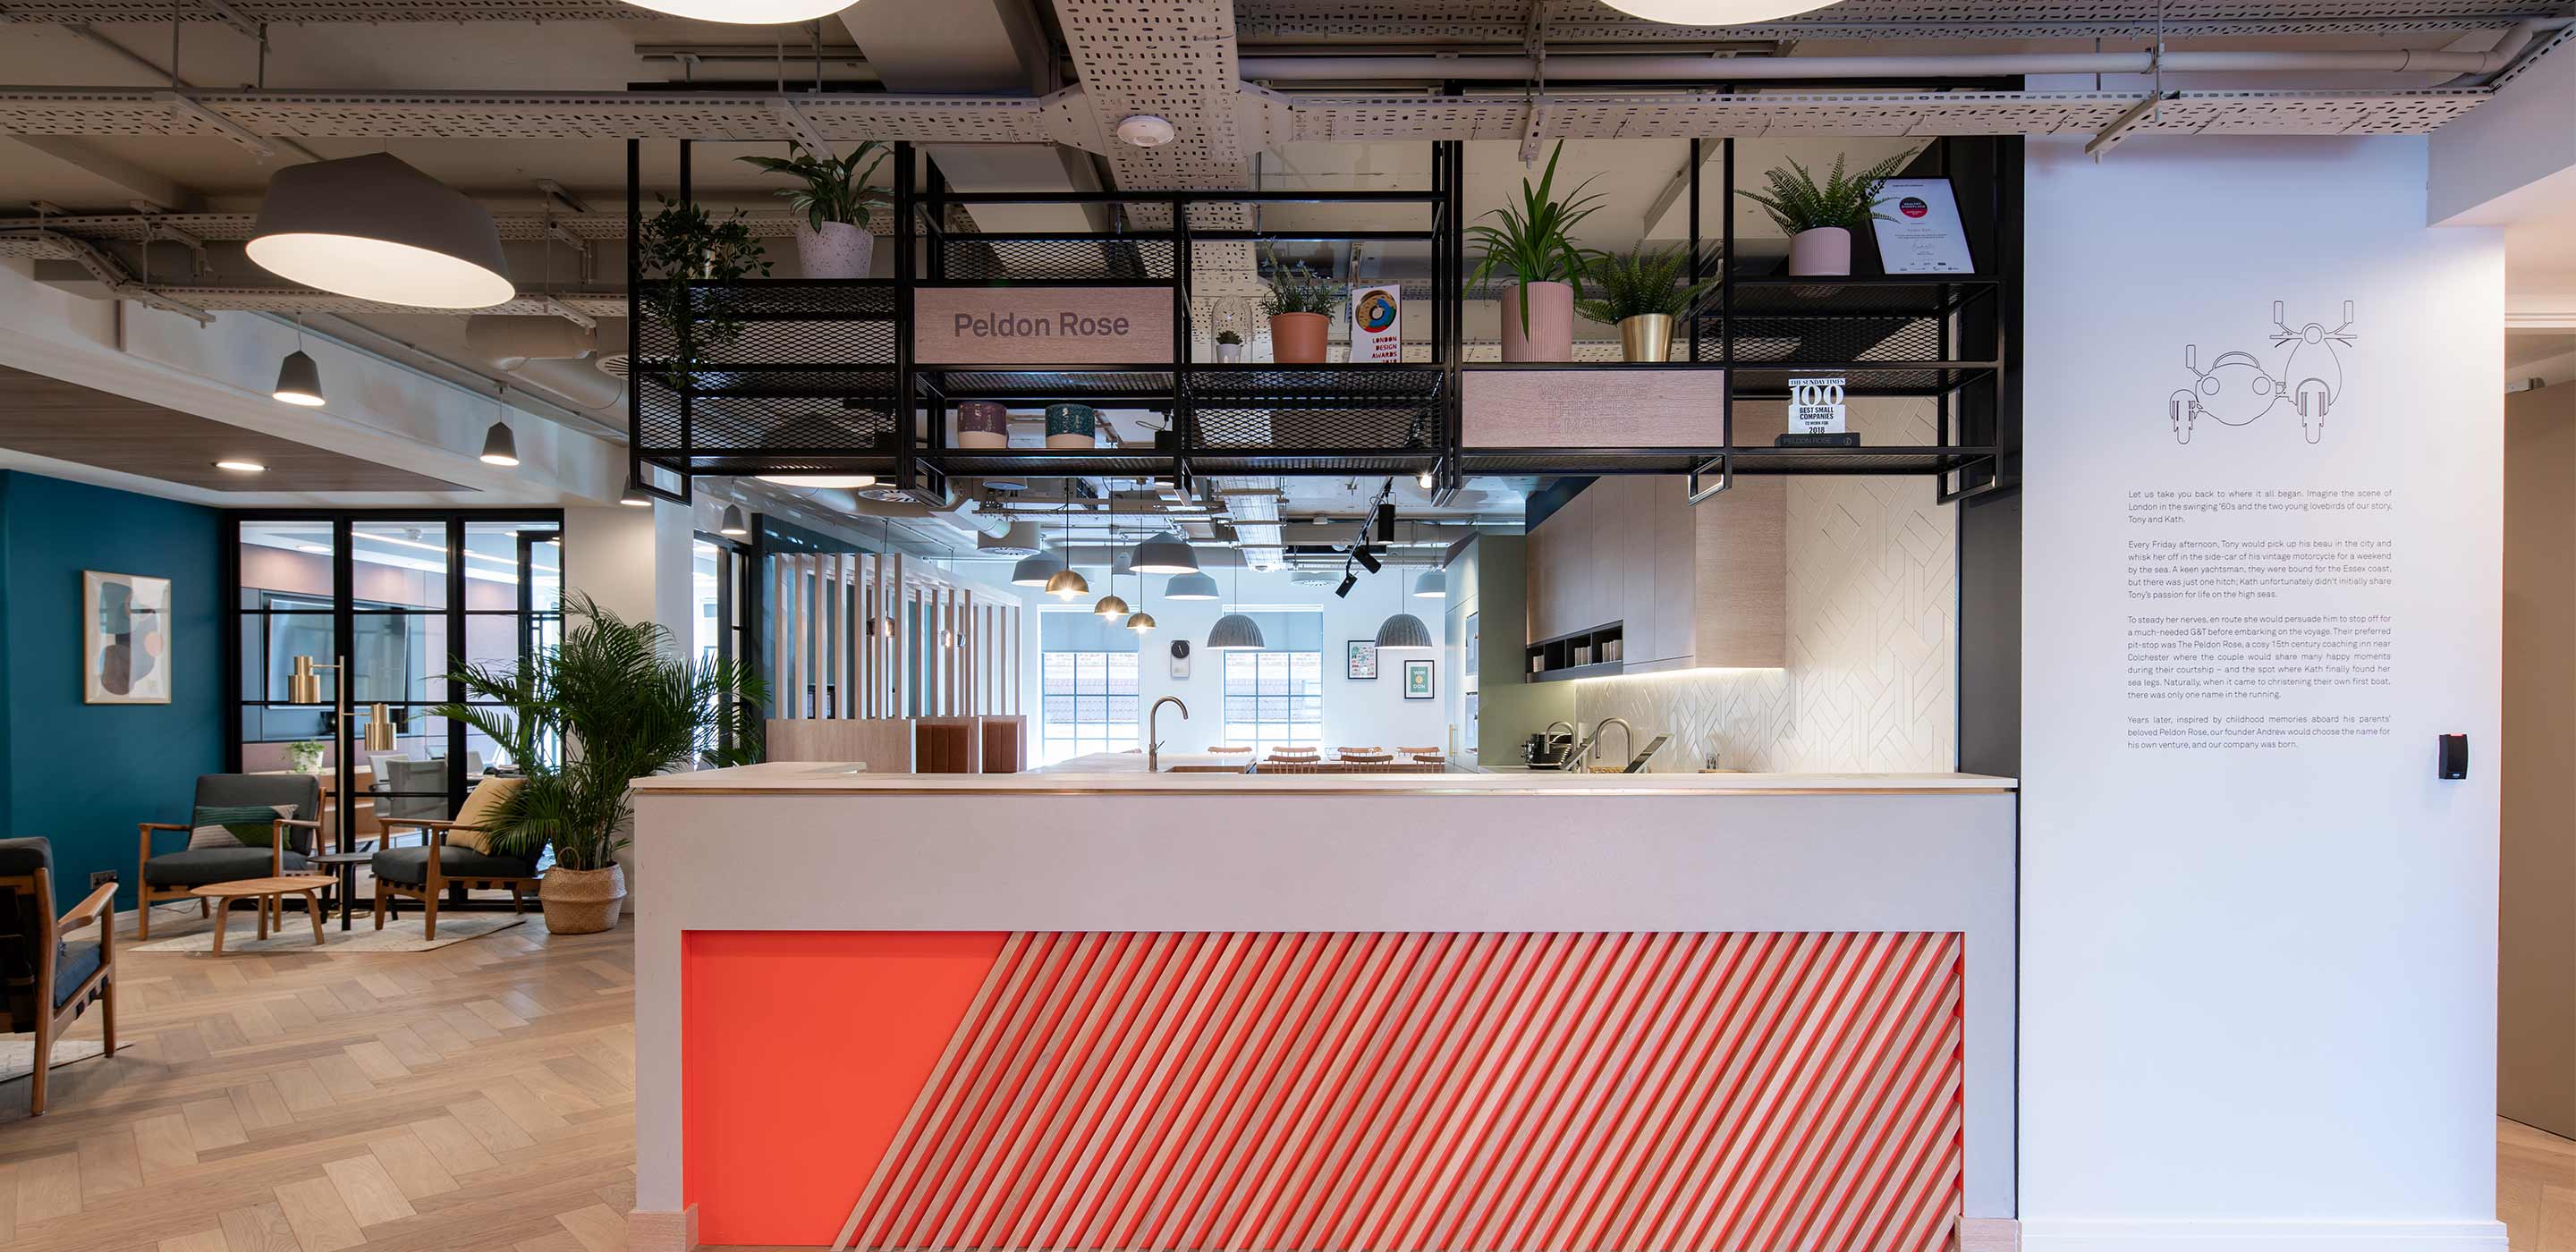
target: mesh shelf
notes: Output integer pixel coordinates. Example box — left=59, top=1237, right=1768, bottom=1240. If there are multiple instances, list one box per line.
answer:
left=933, top=235, right=1174, bottom=283
left=1718, top=276, right=1999, bottom=317
left=1729, top=365, right=1993, bottom=397
left=1459, top=446, right=1998, bottom=477
left=918, top=368, right=1179, bottom=402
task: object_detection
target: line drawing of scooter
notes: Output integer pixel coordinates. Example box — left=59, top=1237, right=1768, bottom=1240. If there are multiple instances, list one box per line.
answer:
left=2167, top=300, right=2354, bottom=445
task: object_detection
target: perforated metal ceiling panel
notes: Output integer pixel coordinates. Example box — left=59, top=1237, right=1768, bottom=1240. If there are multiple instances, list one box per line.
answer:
left=0, top=0, right=647, bottom=19
left=1234, top=0, right=2558, bottom=41
left=0, top=210, right=824, bottom=245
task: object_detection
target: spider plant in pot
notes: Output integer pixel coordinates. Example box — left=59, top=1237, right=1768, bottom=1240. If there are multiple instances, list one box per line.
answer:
left=1738, top=150, right=1917, bottom=278
left=1575, top=244, right=1724, bottom=363
left=435, top=593, right=766, bottom=935
left=1260, top=256, right=1347, bottom=365
left=1214, top=328, right=1244, bottom=363
left=1468, top=140, right=1606, bottom=362
left=736, top=140, right=891, bottom=280
left=636, top=195, right=771, bottom=389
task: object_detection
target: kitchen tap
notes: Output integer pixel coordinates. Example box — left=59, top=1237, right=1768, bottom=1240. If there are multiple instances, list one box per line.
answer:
left=1572, top=717, right=1633, bottom=772
left=1148, top=696, right=1189, bottom=773
left=1540, top=720, right=1578, bottom=770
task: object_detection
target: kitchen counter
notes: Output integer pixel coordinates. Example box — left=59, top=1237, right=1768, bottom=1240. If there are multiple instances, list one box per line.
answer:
left=628, top=757, right=2019, bottom=1250
left=633, top=757, right=2015, bottom=794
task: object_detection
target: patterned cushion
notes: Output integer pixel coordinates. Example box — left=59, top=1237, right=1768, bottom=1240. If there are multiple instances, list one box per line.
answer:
left=188, top=803, right=293, bottom=850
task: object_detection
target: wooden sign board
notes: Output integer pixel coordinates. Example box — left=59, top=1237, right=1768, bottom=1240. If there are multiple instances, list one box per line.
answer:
left=1461, top=368, right=1729, bottom=447
left=914, top=287, right=1175, bottom=366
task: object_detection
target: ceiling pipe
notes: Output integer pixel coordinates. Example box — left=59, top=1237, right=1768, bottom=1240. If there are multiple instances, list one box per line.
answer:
left=1237, top=20, right=2572, bottom=83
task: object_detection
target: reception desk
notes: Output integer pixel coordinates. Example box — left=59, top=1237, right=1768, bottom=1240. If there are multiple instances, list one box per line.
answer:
left=628, top=763, right=2018, bottom=1252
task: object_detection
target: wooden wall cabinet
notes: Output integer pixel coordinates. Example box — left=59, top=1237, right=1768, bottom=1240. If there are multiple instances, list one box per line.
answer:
left=1525, top=476, right=1784, bottom=674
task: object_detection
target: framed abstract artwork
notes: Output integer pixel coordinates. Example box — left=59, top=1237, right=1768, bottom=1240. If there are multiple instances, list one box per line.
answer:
left=1403, top=659, right=1435, bottom=699
left=1345, top=639, right=1377, bottom=681
left=84, top=570, right=172, bottom=705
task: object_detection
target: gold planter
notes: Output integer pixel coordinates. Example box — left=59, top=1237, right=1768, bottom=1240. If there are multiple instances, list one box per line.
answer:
left=1618, top=313, right=1674, bottom=362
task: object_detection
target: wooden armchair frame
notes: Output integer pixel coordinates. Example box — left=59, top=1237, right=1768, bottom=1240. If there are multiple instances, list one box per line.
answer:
left=135, top=816, right=318, bottom=941
left=373, top=818, right=540, bottom=942
left=0, top=867, right=117, bottom=1115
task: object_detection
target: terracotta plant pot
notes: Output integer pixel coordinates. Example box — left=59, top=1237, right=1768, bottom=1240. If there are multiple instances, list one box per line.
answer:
left=539, top=864, right=625, bottom=935
left=1618, top=313, right=1674, bottom=363
left=1498, top=280, right=1575, bottom=362
left=1787, top=226, right=1852, bottom=278
left=794, top=222, right=875, bottom=279
left=1268, top=312, right=1329, bottom=364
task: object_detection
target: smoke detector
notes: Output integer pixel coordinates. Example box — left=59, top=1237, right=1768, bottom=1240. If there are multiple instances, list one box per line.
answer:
left=1115, top=114, right=1177, bottom=148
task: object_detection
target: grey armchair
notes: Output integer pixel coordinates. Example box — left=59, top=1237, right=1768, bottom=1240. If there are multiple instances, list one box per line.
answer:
left=0, top=837, right=117, bottom=1114
left=138, top=774, right=323, bottom=940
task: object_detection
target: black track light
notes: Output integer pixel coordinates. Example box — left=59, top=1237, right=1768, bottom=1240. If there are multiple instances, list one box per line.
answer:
left=1375, top=502, right=1396, bottom=542
left=1352, top=545, right=1382, bottom=574
left=1335, top=571, right=1359, bottom=598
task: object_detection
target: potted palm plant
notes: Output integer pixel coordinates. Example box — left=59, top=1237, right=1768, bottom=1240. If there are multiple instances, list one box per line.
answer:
left=436, top=594, right=765, bottom=935
left=1737, top=150, right=1917, bottom=278
left=1468, top=140, right=1606, bottom=361
left=1260, top=257, right=1346, bottom=365
left=1575, top=244, right=1724, bottom=362
left=737, top=140, right=892, bottom=279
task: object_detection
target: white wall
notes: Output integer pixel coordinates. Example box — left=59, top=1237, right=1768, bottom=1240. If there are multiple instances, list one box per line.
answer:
left=2022, top=136, right=2503, bottom=1250
left=1010, top=565, right=1453, bottom=761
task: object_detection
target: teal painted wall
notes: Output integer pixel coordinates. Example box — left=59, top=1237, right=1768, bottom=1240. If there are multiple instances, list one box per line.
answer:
left=0, top=471, right=225, bottom=908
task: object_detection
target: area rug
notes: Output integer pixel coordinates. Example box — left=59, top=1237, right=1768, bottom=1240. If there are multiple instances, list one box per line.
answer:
left=133, top=912, right=528, bottom=955
left=0, top=1039, right=106, bottom=1084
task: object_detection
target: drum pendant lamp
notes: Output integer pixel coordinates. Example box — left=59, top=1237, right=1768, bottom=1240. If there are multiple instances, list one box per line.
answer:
left=619, top=0, right=855, bottom=21
left=248, top=154, right=514, bottom=309
left=1599, top=0, right=1843, bottom=24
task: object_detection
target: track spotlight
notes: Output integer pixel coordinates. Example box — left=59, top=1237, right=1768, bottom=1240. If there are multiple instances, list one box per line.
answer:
left=1335, top=571, right=1359, bottom=598
left=1352, top=545, right=1382, bottom=574
left=1375, top=503, right=1396, bottom=542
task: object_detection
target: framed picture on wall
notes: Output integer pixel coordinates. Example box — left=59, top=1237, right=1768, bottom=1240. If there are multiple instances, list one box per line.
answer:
left=84, top=570, right=172, bottom=705
left=1403, top=659, right=1435, bottom=699
left=1346, top=639, right=1377, bottom=681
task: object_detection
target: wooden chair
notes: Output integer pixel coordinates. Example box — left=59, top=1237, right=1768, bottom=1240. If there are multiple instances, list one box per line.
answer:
left=1397, top=746, right=1441, bottom=757
left=0, top=837, right=117, bottom=1115
left=1334, top=746, right=1381, bottom=757
left=371, top=779, right=541, bottom=941
left=1206, top=745, right=1251, bottom=756
left=1341, top=752, right=1395, bottom=765
left=138, top=774, right=323, bottom=940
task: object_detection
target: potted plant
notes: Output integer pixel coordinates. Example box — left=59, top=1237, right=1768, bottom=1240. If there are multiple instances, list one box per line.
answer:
left=1260, top=256, right=1346, bottom=365
left=636, top=194, right=772, bottom=387
left=1574, top=244, right=1724, bottom=363
left=285, top=740, right=326, bottom=774
left=436, top=593, right=765, bottom=935
left=1468, top=140, right=1606, bottom=362
left=736, top=140, right=891, bottom=280
left=1214, top=328, right=1244, bottom=363
left=1738, top=150, right=1917, bottom=278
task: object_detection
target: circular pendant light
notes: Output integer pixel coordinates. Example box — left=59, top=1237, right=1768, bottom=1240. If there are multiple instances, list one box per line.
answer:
left=1126, top=609, right=1157, bottom=633
left=617, top=0, right=856, bottom=21
left=1412, top=567, right=1447, bottom=598
left=1132, top=529, right=1201, bottom=575
left=479, top=421, right=520, bottom=467
left=1374, top=611, right=1434, bottom=651
left=718, top=504, right=749, bottom=537
left=272, top=350, right=325, bottom=406
left=757, top=473, right=877, bottom=488
left=619, top=474, right=653, bottom=507
left=248, top=154, right=514, bottom=309
left=1597, top=0, right=1842, bottom=24
left=1207, top=613, right=1267, bottom=651
left=1045, top=567, right=1090, bottom=599
left=1012, top=550, right=1066, bottom=587
left=1092, top=592, right=1131, bottom=619
left=1165, top=571, right=1220, bottom=600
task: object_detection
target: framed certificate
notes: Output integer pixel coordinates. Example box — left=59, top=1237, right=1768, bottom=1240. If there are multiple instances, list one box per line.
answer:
left=1870, top=178, right=1975, bottom=274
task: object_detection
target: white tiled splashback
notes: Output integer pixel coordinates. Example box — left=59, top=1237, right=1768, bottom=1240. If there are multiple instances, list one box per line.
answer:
left=1573, top=399, right=1959, bottom=773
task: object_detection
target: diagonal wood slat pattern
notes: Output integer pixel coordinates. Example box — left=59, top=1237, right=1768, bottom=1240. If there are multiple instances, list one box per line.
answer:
left=834, top=931, right=1964, bottom=1252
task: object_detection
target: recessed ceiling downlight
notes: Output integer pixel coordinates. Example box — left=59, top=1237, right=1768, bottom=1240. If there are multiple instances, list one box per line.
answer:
left=214, top=459, right=267, bottom=473
left=247, top=154, right=513, bottom=309
left=1597, top=0, right=1842, bottom=23
left=618, top=0, right=855, bottom=20
left=1115, top=114, right=1178, bottom=148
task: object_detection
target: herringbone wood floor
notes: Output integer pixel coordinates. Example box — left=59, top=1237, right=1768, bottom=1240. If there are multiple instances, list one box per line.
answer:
left=0, top=903, right=637, bottom=1252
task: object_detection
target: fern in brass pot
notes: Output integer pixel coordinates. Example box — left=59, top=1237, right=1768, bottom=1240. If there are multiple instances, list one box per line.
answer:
left=1574, top=244, right=1724, bottom=362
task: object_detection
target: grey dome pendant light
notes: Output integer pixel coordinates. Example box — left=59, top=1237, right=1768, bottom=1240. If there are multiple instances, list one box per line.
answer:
left=1043, top=481, right=1091, bottom=599
left=619, top=473, right=652, bottom=507
left=718, top=504, right=749, bottom=537
left=479, top=419, right=520, bottom=467
left=1132, top=528, right=1200, bottom=575
left=1012, top=550, right=1066, bottom=587
left=1374, top=567, right=1434, bottom=650
left=1207, top=558, right=1266, bottom=651
left=1165, top=570, right=1220, bottom=600
left=1412, top=566, right=1447, bottom=598
left=273, top=315, right=325, bottom=406
left=247, top=153, right=514, bottom=309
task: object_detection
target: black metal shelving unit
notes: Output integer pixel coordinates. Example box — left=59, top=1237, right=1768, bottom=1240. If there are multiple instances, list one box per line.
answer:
left=629, top=134, right=2014, bottom=503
